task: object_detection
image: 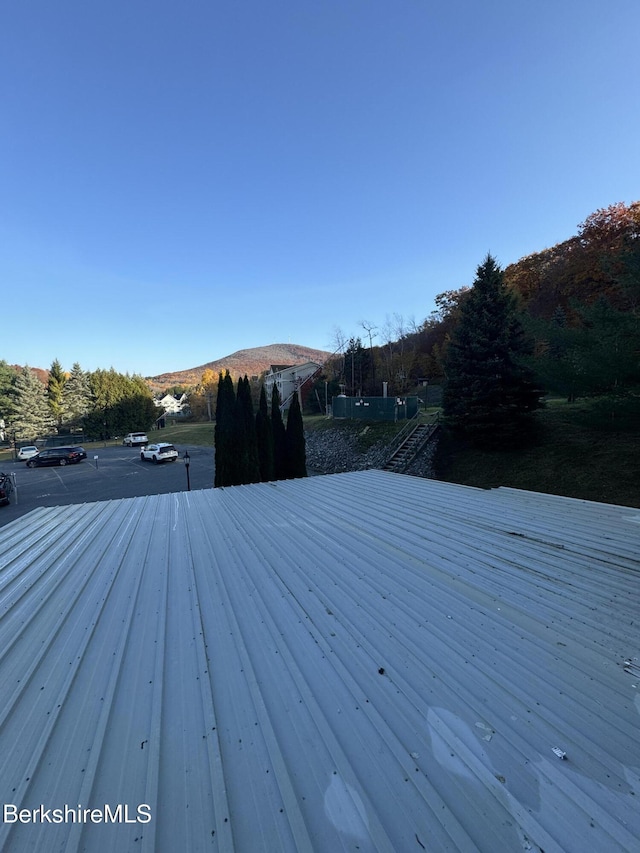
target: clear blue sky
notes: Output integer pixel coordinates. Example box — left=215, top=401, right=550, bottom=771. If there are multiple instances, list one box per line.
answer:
left=2, top=0, right=639, bottom=378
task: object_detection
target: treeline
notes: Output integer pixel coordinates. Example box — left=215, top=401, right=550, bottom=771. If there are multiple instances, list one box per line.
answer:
left=164, top=202, right=638, bottom=432
left=306, top=201, right=639, bottom=413
left=214, top=372, right=306, bottom=487
left=440, top=254, right=545, bottom=448
left=0, top=360, right=157, bottom=441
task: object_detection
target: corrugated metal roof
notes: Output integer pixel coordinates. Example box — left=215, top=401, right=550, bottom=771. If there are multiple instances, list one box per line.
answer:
left=0, top=470, right=638, bottom=852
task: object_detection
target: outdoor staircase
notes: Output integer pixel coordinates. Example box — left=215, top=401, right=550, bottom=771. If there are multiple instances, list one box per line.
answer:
left=381, top=417, right=440, bottom=474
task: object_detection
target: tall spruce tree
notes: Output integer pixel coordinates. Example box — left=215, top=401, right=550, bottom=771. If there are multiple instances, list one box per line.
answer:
left=442, top=254, right=543, bottom=447
left=0, top=360, right=17, bottom=425
left=11, top=366, right=55, bottom=440
left=285, top=391, right=307, bottom=478
left=241, top=376, right=260, bottom=483
left=230, top=379, right=248, bottom=486
left=270, top=384, right=287, bottom=480
left=255, top=384, right=274, bottom=482
left=47, top=358, right=66, bottom=425
left=214, top=371, right=235, bottom=487
left=61, top=362, right=92, bottom=423
left=231, top=376, right=261, bottom=485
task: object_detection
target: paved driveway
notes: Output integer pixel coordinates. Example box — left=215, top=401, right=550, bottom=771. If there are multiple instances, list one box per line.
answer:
left=0, top=444, right=215, bottom=528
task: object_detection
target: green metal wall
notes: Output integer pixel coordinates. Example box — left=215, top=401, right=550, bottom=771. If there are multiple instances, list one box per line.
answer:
left=332, top=396, right=419, bottom=421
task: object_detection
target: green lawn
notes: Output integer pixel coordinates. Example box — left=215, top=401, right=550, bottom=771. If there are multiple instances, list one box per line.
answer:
left=3, top=400, right=636, bottom=508
left=149, top=422, right=216, bottom=447
left=434, top=398, right=640, bottom=508
left=0, top=422, right=216, bottom=465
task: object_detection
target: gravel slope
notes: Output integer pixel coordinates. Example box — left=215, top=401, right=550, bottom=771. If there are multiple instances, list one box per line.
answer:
left=305, top=426, right=438, bottom=478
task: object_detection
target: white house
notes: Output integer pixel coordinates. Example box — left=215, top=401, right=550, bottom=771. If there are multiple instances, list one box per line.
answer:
left=264, top=361, right=322, bottom=410
left=154, top=393, right=190, bottom=415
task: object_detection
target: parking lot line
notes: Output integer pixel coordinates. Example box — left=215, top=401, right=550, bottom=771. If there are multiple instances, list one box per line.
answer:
left=50, top=467, right=71, bottom=491
left=1, top=445, right=215, bottom=528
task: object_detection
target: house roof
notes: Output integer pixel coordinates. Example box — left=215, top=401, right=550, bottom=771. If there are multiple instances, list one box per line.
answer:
left=0, top=471, right=638, bottom=851
left=268, top=363, right=294, bottom=373
left=267, top=362, right=322, bottom=376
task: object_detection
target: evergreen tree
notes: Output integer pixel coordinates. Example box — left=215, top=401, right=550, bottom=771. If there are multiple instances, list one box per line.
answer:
left=531, top=316, right=587, bottom=404
left=442, top=254, right=544, bottom=447
left=285, top=391, right=307, bottom=478
left=230, top=381, right=248, bottom=486
left=0, top=360, right=17, bottom=425
left=113, top=393, right=158, bottom=435
left=214, top=371, right=235, bottom=487
left=83, top=369, right=158, bottom=439
left=344, top=337, right=370, bottom=396
left=11, top=366, right=55, bottom=440
left=255, top=384, right=274, bottom=481
left=61, top=362, right=92, bottom=423
left=47, top=358, right=66, bottom=425
left=270, top=384, right=287, bottom=480
left=86, top=368, right=126, bottom=437
left=237, top=376, right=260, bottom=484
left=576, top=297, right=639, bottom=394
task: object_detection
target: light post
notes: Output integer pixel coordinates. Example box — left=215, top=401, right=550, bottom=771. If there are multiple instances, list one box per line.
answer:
left=183, top=450, right=191, bottom=491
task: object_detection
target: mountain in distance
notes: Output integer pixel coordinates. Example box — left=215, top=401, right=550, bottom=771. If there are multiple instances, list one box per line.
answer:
left=148, top=343, right=332, bottom=389
left=9, top=365, right=48, bottom=385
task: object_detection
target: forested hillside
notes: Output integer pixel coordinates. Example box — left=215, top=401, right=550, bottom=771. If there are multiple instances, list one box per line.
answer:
left=312, top=201, right=639, bottom=415
left=504, top=201, right=639, bottom=318
left=1, top=201, right=637, bottom=445
left=148, top=343, right=331, bottom=389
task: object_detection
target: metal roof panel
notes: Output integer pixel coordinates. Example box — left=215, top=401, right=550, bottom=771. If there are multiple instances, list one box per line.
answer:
left=0, top=471, right=638, bottom=851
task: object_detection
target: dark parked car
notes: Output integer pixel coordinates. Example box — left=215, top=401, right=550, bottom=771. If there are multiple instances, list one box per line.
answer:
left=26, top=447, right=86, bottom=467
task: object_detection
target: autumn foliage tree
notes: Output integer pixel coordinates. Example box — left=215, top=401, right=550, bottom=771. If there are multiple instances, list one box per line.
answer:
left=504, top=201, right=640, bottom=319
left=193, top=369, right=218, bottom=421
left=504, top=201, right=640, bottom=408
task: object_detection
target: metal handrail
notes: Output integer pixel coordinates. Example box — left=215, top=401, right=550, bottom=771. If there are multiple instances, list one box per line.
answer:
left=382, top=411, right=440, bottom=472
left=385, top=410, right=440, bottom=456
left=383, top=411, right=420, bottom=455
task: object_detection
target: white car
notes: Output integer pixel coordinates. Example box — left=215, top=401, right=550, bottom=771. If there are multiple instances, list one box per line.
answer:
left=140, top=443, right=179, bottom=464
left=17, top=446, right=39, bottom=460
left=123, top=432, right=148, bottom=447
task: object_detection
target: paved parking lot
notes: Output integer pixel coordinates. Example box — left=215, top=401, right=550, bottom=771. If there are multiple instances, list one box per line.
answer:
left=0, top=444, right=215, bottom=528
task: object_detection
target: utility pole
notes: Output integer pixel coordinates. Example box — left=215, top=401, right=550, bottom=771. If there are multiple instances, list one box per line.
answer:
left=361, top=320, right=377, bottom=394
